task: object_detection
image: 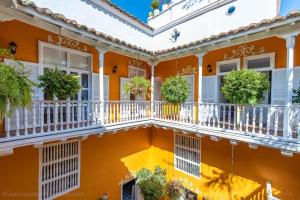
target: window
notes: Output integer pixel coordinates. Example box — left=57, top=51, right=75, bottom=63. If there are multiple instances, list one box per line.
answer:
left=39, top=41, right=92, bottom=101
left=128, top=66, right=146, bottom=78
left=244, top=53, right=275, bottom=71
left=39, top=140, right=80, bottom=200
left=174, top=133, right=201, bottom=177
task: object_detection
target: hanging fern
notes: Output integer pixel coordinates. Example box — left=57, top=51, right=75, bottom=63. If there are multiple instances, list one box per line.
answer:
left=0, top=48, right=35, bottom=123
left=38, top=68, right=81, bottom=100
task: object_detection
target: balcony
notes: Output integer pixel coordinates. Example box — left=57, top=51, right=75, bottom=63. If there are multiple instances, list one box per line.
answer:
left=1, top=100, right=300, bottom=153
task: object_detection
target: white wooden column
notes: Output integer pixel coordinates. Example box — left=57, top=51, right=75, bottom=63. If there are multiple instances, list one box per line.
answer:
left=151, top=62, right=157, bottom=118
left=96, top=47, right=106, bottom=124
left=283, top=36, right=296, bottom=137
left=197, top=52, right=206, bottom=124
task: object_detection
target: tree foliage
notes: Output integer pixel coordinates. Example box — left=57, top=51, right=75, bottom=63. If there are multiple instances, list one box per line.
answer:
left=136, top=166, right=167, bottom=200
left=0, top=49, right=35, bottom=123
left=123, top=76, right=150, bottom=100
left=38, top=68, right=81, bottom=100
left=161, top=76, right=190, bottom=104
left=221, top=70, right=269, bottom=105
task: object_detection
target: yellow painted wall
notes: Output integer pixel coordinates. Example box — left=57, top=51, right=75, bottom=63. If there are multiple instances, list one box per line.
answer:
left=150, top=128, right=300, bottom=200
left=0, top=128, right=151, bottom=200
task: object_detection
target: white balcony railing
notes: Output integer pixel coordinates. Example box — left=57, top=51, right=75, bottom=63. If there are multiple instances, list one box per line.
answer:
left=2, top=100, right=300, bottom=143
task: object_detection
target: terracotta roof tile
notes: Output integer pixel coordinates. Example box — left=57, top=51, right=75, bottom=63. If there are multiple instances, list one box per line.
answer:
left=15, top=0, right=300, bottom=57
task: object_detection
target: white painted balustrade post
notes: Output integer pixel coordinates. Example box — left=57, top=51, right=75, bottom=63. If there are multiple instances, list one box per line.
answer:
left=197, top=52, right=206, bottom=125
left=96, top=47, right=106, bottom=125
left=283, top=35, right=295, bottom=138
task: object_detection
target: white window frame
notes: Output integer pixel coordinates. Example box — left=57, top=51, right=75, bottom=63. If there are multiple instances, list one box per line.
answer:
left=38, top=41, right=93, bottom=101
left=39, top=139, right=81, bottom=200
left=128, top=65, right=146, bottom=78
left=216, top=58, right=240, bottom=103
left=174, top=133, right=201, bottom=178
left=216, top=58, right=240, bottom=75
left=244, top=52, right=275, bottom=71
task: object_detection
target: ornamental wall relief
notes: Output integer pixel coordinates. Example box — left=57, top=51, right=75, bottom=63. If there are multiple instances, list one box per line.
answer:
left=177, top=65, right=197, bottom=76
left=224, top=44, right=265, bottom=60
left=48, top=35, right=88, bottom=52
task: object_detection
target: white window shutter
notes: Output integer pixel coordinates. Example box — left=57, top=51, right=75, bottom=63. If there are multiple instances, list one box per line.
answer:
left=202, top=76, right=217, bottom=103
left=120, top=77, right=130, bottom=100
left=293, top=68, right=300, bottom=90
left=104, top=75, right=109, bottom=101
left=4, top=59, right=40, bottom=130
left=272, top=69, right=286, bottom=105
left=183, top=76, right=194, bottom=102
left=92, top=73, right=100, bottom=101
left=154, top=78, right=162, bottom=101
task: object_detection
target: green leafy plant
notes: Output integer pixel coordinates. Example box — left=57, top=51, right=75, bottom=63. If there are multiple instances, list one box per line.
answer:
left=136, top=166, right=167, bottom=200
left=151, top=0, right=160, bottom=10
left=164, top=180, right=185, bottom=200
left=38, top=68, right=81, bottom=100
left=293, top=82, right=300, bottom=103
left=221, top=70, right=269, bottom=105
left=161, top=76, right=190, bottom=104
left=0, top=48, right=35, bottom=124
left=123, top=76, right=150, bottom=100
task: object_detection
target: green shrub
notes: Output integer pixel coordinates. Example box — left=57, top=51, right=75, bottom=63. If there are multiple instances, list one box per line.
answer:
left=123, top=76, right=150, bottom=100
left=0, top=52, right=35, bottom=123
left=151, top=0, right=160, bottom=10
left=221, top=70, right=269, bottom=105
left=161, top=76, right=190, bottom=104
left=136, top=166, right=167, bottom=200
left=38, top=68, right=81, bottom=100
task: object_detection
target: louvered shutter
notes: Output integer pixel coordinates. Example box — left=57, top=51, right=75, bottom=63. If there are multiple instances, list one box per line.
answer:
left=154, top=78, right=162, bottom=101
left=4, top=60, right=40, bottom=130
left=272, top=69, right=286, bottom=105
left=202, top=75, right=218, bottom=103
left=120, top=77, right=130, bottom=100
left=104, top=75, right=109, bottom=101
left=92, top=73, right=100, bottom=101
left=183, top=75, right=194, bottom=102
left=293, top=68, right=300, bottom=91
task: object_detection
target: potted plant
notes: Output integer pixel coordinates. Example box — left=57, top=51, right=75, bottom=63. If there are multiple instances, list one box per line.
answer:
left=221, top=70, right=269, bottom=124
left=161, top=76, right=190, bottom=104
left=38, top=68, right=81, bottom=100
left=0, top=48, right=35, bottom=124
left=164, top=180, right=185, bottom=200
left=151, top=0, right=160, bottom=15
left=123, top=76, right=150, bottom=101
left=136, top=166, right=167, bottom=200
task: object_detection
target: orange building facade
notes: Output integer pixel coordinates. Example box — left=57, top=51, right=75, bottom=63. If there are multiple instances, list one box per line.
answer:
left=1, top=2, right=300, bottom=200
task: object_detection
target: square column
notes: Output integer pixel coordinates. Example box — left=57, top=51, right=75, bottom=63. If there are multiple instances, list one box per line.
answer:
left=283, top=36, right=296, bottom=138
left=96, top=47, right=106, bottom=124
left=197, top=52, right=206, bottom=124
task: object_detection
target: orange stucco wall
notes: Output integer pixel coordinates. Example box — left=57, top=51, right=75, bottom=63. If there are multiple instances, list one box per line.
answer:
left=150, top=128, right=300, bottom=200
left=295, top=35, right=300, bottom=67
left=0, top=128, right=151, bottom=200
left=0, top=20, right=150, bottom=102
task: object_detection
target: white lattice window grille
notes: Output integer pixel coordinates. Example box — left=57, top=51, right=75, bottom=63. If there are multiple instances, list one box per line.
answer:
left=174, top=133, right=201, bottom=178
left=39, top=140, right=81, bottom=200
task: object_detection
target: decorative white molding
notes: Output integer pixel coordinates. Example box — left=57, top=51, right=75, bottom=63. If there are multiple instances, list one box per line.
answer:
left=177, top=65, right=197, bottom=76
left=48, top=35, right=88, bottom=52
left=224, top=44, right=265, bottom=60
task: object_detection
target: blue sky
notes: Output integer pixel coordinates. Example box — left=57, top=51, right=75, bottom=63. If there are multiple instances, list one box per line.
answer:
left=111, top=0, right=300, bottom=23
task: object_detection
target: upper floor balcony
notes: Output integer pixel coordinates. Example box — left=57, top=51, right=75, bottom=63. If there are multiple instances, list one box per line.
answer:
left=1, top=100, right=300, bottom=155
